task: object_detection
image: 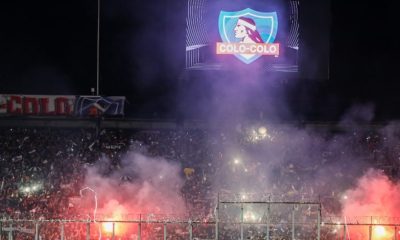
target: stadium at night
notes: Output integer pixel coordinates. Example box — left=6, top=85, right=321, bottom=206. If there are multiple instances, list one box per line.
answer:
left=0, top=0, right=398, bottom=239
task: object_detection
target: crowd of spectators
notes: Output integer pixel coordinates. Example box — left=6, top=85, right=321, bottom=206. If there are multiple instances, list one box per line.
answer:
left=0, top=123, right=399, bottom=239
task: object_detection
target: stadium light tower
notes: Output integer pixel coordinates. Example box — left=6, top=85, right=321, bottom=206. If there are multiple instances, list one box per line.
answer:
left=96, top=0, right=101, bottom=96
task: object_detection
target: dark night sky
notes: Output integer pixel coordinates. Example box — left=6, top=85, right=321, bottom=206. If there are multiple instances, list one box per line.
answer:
left=0, top=1, right=397, bottom=121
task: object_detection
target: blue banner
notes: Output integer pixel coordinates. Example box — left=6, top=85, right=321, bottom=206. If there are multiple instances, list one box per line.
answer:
left=75, top=96, right=125, bottom=116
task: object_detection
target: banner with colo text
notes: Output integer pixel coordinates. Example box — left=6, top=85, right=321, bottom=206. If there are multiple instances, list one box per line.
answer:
left=0, top=95, right=125, bottom=116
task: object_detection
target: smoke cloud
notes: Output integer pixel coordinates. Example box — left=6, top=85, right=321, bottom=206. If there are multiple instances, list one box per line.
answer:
left=81, top=151, right=186, bottom=218
left=207, top=104, right=391, bottom=207
left=342, top=169, right=400, bottom=218
left=337, top=169, right=400, bottom=239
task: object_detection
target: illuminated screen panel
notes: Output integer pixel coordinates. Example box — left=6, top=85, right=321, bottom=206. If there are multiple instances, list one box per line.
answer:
left=186, top=0, right=299, bottom=73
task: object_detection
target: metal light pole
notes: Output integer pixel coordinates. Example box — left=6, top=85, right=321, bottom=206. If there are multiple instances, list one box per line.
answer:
left=164, top=223, right=167, bottom=240
left=35, top=223, right=39, bottom=240
left=112, top=222, right=115, bottom=240
left=96, top=0, right=101, bottom=96
left=317, top=204, right=321, bottom=240
left=240, top=203, right=244, bottom=240
left=60, top=223, right=64, bottom=240
left=291, top=207, right=295, bottom=240
left=86, top=222, right=90, bottom=240
left=266, top=203, right=270, bottom=240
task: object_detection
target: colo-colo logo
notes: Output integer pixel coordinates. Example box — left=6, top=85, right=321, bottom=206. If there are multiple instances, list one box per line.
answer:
left=217, top=8, right=279, bottom=64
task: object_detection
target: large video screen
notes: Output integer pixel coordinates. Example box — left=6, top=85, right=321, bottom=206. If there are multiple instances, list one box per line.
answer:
left=186, top=0, right=299, bottom=73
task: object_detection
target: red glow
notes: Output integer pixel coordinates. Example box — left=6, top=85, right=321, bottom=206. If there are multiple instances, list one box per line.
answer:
left=79, top=154, right=188, bottom=238
left=341, top=170, right=400, bottom=239
left=372, top=226, right=393, bottom=239
left=101, top=220, right=127, bottom=236
left=99, top=209, right=128, bottom=236
left=102, top=221, right=114, bottom=233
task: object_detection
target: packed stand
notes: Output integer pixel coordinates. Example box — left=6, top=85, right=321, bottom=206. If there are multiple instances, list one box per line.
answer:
left=0, top=124, right=399, bottom=239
